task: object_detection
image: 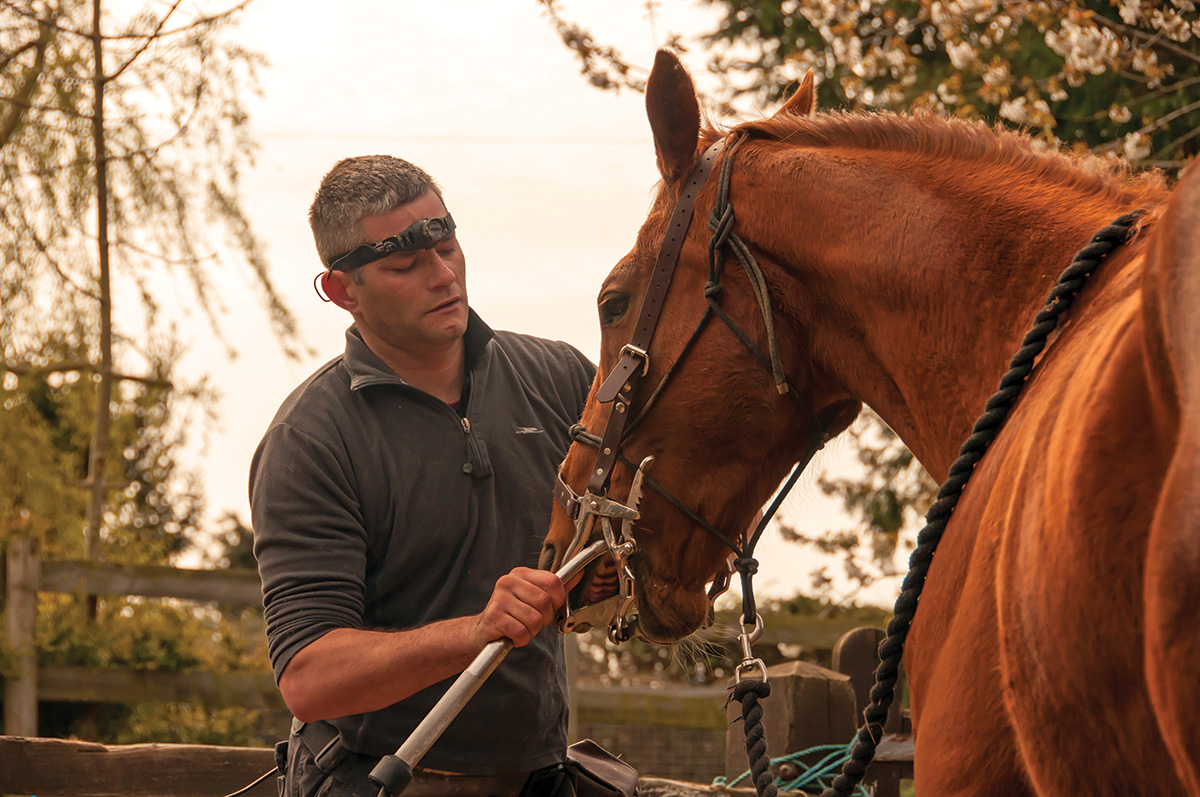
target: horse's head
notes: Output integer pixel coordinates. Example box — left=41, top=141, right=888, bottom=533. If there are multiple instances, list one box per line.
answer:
left=541, top=51, right=860, bottom=644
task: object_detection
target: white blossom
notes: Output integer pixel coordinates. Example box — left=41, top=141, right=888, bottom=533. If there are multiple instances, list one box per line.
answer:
left=832, top=35, right=864, bottom=69
left=983, top=62, right=1010, bottom=85
left=1132, top=48, right=1160, bottom=73
left=999, top=95, right=1052, bottom=126
left=1151, top=7, right=1192, bottom=41
left=946, top=39, right=979, bottom=70
left=1122, top=131, right=1152, bottom=161
left=1045, top=19, right=1120, bottom=74
left=1108, top=104, right=1132, bottom=124
left=1118, top=0, right=1142, bottom=24
left=957, top=0, right=997, bottom=21
left=999, top=97, right=1030, bottom=124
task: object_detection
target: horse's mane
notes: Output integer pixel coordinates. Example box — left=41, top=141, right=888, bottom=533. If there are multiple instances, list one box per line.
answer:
left=728, top=110, right=1171, bottom=206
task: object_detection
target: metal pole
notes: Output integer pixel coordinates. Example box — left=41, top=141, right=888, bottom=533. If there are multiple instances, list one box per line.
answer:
left=370, top=539, right=609, bottom=796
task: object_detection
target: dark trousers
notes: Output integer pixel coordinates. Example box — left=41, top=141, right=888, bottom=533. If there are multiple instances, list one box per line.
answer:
left=279, top=733, right=572, bottom=797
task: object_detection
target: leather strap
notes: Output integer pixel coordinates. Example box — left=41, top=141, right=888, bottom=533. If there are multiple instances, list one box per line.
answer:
left=586, top=136, right=729, bottom=495
left=292, top=717, right=347, bottom=773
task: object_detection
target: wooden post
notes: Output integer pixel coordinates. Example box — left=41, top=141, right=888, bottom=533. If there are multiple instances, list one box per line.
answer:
left=4, top=536, right=40, bottom=737
left=833, top=626, right=910, bottom=797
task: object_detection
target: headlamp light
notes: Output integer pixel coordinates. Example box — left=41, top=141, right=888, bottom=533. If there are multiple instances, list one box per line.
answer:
left=327, top=213, right=456, bottom=272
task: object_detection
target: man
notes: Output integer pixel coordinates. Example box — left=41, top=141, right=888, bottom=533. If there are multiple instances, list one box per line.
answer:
left=251, top=155, right=597, bottom=796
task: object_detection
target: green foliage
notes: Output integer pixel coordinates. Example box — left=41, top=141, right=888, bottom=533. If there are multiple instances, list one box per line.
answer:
left=37, top=594, right=206, bottom=670
left=1, top=334, right=207, bottom=561
left=109, top=703, right=263, bottom=746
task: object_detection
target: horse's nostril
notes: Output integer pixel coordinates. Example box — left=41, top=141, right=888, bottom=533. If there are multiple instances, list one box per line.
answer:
left=538, top=542, right=558, bottom=572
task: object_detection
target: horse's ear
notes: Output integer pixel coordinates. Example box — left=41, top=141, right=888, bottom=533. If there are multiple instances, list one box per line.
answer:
left=776, top=70, right=816, bottom=117
left=646, top=49, right=700, bottom=182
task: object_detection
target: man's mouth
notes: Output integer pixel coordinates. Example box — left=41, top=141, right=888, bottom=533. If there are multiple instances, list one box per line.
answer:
left=429, top=296, right=461, bottom=314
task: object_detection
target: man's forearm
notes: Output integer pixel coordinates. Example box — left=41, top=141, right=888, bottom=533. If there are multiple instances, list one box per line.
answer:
left=279, top=616, right=482, bottom=722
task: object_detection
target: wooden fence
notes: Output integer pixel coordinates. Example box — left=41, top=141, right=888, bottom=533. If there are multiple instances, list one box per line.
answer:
left=2, top=538, right=913, bottom=795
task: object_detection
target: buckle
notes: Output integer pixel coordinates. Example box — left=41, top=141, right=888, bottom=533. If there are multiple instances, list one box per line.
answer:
left=314, top=735, right=347, bottom=772
left=619, top=344, right=650, bottom=376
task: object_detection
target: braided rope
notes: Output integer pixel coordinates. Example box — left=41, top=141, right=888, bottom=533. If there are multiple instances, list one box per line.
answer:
left=820, top=210, right=1144, bottom=797
left=732, top=680, right=779, bottom=797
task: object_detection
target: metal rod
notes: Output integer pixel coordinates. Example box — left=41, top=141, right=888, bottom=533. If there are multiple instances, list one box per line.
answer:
left=392, top=539, right=609, bottom=771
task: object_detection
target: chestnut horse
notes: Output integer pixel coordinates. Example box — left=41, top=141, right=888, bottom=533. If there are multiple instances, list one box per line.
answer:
left=543, top=51, right=1200, bottom=796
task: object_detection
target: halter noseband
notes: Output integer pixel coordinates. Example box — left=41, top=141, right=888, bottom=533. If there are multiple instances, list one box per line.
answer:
left=554, top=132, right=837, bottom=647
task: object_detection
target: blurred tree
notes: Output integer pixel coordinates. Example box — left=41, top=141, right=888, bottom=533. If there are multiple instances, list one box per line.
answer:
left=0, top=0, right=285, bottom=744
left=540, top=0, right=1193, bottom=601
left=1, top=0, right=307, bottom=565
left=541, top=0, right=1199, bottom=169
left=0, top=0, right=298, bottom=350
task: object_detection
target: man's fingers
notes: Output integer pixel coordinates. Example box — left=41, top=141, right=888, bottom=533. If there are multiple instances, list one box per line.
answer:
left=476, top=568, right=569, bottom=648
left=498, top=569, right=565, bottom=612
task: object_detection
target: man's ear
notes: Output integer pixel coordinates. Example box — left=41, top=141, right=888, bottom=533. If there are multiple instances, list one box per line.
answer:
left=321, top=270, right=358, bottom=312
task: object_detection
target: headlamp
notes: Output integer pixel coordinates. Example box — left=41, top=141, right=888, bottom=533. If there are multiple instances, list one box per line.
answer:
left=327, top=213, right=456, bottom=272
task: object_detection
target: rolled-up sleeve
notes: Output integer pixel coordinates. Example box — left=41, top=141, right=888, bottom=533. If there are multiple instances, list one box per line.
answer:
left=251, top=421, right=368, bottom=683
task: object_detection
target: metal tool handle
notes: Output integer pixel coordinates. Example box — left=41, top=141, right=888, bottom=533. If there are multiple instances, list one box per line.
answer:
left=370, top=539, right=610, bottom=796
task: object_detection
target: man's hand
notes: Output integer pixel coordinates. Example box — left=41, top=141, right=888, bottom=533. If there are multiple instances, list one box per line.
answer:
left=473, top=567, right=566, bottom=648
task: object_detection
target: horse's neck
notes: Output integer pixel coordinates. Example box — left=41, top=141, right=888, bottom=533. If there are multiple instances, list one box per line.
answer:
left=764, top=148, right=1139, bottom=480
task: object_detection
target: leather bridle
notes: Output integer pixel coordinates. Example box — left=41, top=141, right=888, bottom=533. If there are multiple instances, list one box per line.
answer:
left=553, top=131, right=841, bottom=653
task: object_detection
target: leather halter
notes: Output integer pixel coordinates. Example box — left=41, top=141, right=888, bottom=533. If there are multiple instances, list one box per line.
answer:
left=554, top=132, right=836, bottom=644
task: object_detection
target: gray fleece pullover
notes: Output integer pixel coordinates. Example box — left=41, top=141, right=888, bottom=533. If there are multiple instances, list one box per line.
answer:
left=251, top=311, right=594, bottom=774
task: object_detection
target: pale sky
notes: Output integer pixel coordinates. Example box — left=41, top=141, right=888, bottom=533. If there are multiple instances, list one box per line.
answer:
left=176, top=0, right=901, bottom=603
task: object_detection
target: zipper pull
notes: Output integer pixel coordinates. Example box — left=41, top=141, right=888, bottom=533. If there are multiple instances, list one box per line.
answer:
left=461, top=417, right=471, bottom=433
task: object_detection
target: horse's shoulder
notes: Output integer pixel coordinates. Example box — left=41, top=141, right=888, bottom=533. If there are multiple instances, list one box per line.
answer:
left=1140, top=160, right=1200, bottom=425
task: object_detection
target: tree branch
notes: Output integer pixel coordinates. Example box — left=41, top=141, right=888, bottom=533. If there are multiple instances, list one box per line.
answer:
left=3, top=359, right=171, bottom=387
left=0, top=35, right=38, bottom=72
left=1085, top=10, right=1200, bottom=70
left=0, top=0, right=252, bottom=42
left=0, top=10, right=52, bottom=150
left=0, top=93, right=92, bottom=119
left=105, top=0, right=184, bottom=84
left=1091, top=97, right=1200, bottom=153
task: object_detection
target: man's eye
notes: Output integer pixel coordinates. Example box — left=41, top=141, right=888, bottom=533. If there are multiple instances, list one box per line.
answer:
left=599, top=294, right=629, bottom=327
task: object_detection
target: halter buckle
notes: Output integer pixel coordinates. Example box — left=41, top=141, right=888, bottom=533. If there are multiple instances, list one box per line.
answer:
left=619, top=344, right=650, bottom=377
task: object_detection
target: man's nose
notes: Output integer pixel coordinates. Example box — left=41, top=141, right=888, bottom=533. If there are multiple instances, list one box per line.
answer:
left=425, top=250, right=456, bottom=286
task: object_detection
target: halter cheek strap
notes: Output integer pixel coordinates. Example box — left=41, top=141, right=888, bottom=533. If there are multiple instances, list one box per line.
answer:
left=587, top=137, right=732, bottom=496
left=554, top=132, right=836, bottom=646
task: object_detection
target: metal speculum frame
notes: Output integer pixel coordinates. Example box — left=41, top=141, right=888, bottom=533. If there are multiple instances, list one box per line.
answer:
left=557, top=456, right=654, bottom=644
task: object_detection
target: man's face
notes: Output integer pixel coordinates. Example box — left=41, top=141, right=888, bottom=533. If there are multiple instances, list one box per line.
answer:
left=340, top=191, right=469, bottom=354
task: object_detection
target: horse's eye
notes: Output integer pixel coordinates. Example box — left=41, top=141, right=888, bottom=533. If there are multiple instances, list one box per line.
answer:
left=599, top=294, right=630, bottom=327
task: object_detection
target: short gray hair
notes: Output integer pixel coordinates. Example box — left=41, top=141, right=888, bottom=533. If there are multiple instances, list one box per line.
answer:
left=309, top=155, right=445, bottom=267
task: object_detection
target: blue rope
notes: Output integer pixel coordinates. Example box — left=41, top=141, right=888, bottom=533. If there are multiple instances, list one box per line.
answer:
left=713, top=739, right=871, bottom=795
